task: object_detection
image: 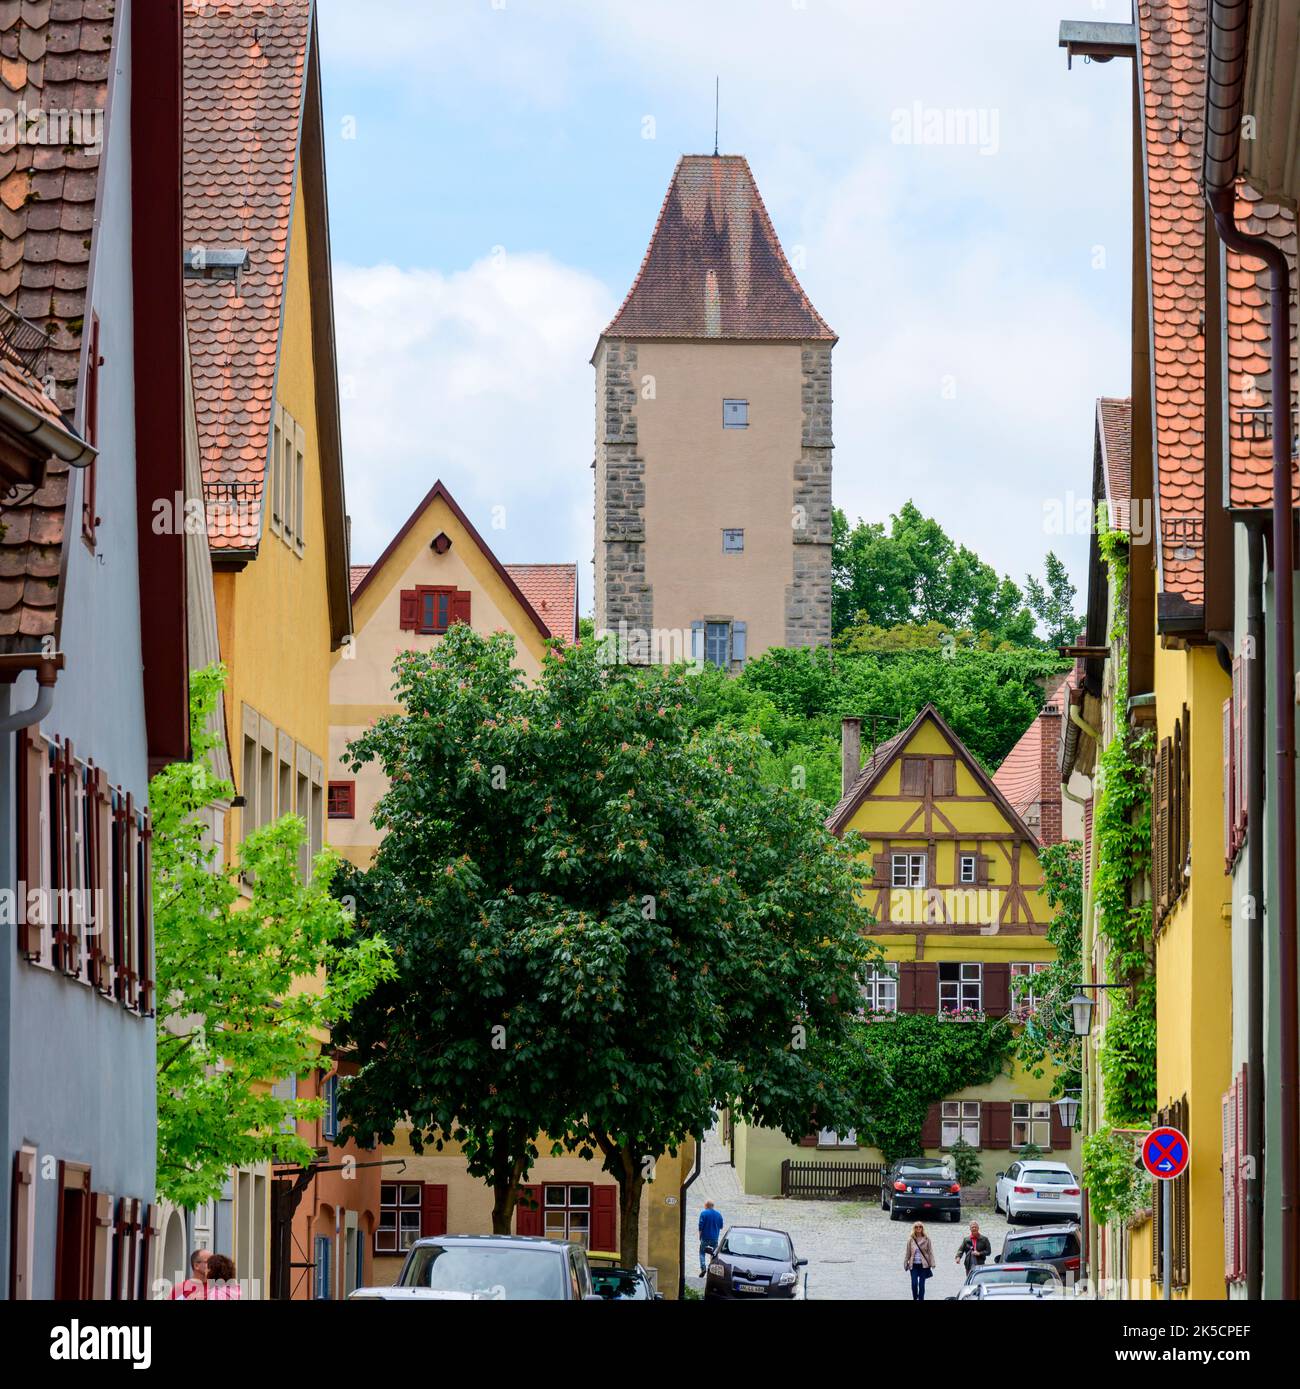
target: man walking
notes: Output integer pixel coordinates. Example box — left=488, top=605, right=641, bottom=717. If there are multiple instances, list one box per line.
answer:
left=170, top=1247, right=210, bottom=1300
left=954, top=1221, right=991, bottom=1277
left=698, top=1200, right=724, bottom=1276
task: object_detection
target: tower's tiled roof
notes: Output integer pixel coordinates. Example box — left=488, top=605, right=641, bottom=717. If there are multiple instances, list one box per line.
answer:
left=1137, top=0, right=1207, bottom=609
left=603, top=155, right=835, bottom=342
left=0, top=0, right=108, bottom=651
left=183, top=0, right=311, bottom=551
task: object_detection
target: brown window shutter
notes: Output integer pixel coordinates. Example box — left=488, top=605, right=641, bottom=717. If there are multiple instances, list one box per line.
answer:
left=915, top=962, right=939, bottom=1014
left=1179, top=707, right=1190, bottom=888
left=1154, top=739, right=1171, bottom=916
left=932, top=758, right=956, bottom=797
left=16, top=729, right=45, bottom=960
left=988, top=1101, right=1012, bottom=1149
left=872, top=852, right=889, bottom=885
left=920, top=1103, right=942, bottom=1149
left=896, top=960, right=917, bottom=1013
left=1049, top=1103, right=1073, bottom=1151
left=451, top=589, right=472, bottom=626
left=975, top=853, right=993, bottom=887
left=515, top=1185, right=543, bottom=1236
left=1234, top=661, right=1247, bottom=846
left=399, top=590, right=420, bottom=630
left=900, top=758, right=926, bottom=796
left=1223, top=697, right=1234, bottom=867
left=420, top=1183, right=448, bottom=1237
left=979, top=1104, right=992, bottom=1149
left=138, top=812, right=154, bottom=1016
left=983, top=962, right=1010, bottom=1015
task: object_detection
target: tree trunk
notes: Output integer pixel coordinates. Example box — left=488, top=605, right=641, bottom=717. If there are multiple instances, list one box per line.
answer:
left=615, top=1143, right=645, bottom=1270
left=488, top=1138, right=527, bottom=1234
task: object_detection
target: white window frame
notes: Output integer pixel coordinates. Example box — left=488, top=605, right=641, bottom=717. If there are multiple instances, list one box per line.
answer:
left=891, top=853, right=927, bottom=888
left=1012, top=1101, right=1051, bottom=1149
left=941, top=1100, right=981, bottom=1149
left=376, top=1183, right=423, bottom=1254
left=1011, top=961, right=1049, bottom=1013
left=939, top=961, right=983, bottom=1013
left=862, top=965, right=898, bottom=1014
left=817, top=1128, right=859, bottom=1148
left=542, top=1184, right=591, bottom=1246
left=958, top=853, right=977, bottom=884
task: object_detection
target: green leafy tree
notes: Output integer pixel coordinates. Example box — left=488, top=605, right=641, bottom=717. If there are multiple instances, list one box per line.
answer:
left=948, top=1138, right=983, bottom=1189
left=1013, top=840, right=1083, bottom=1095
left=1025, top=551, right=1083, bottom=648
left=151, top=665, right=395, bottom=1209
left=334, top=627, right=879, bottom=1263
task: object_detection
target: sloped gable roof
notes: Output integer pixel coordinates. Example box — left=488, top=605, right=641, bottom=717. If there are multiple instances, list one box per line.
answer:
left=182, top=0, right=310, bottom=552
left=1136, top=0, right=1207, bottom=609
left=351, top=480, right=556, bottom=643
left=504, top=563, right=578, bottom=643
left=0, top=0, right=108, bottom=652
left=603, top=154, right=835, bottom=342
left=1097, top=397, right=1132, bottom=518
left=826, top=702, right=1037, bottom=842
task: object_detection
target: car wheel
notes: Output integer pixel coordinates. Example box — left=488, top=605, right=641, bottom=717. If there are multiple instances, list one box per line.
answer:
left=993, top=1191, right=1001, bottom=1215
left=889, top=1206, right=899, bottom=1221
left=881, top=1194, right=889, bottom=1212
left=950, top=1210, right=960, bottom=1223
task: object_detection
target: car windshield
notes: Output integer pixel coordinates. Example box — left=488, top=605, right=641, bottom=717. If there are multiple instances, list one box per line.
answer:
left=719, top=1231, right=792, bottom=1261
left=400, top=1245, right=566, bottom=1300
left=590, top=1268, right=644, bottom=1300
left=1004, top=1233, right=1078, bottom=1261
left=901, top=1166, right=953, bottom=1180
left=899, top=1159, right=948, bottom=1172
left=1021, top=1170, right=1076, bottom=1186
left=973, top=1266, right=1059, bottom=1286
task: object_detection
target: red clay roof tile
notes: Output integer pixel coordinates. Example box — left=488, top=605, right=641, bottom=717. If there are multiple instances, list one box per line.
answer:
left=504, top=563, right=579, bottom=644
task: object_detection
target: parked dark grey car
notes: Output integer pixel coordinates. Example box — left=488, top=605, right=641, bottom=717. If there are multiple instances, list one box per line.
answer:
left=703, top=1225, right=807, bottom=1300
left=996, top=1223, right=1082, bottom=1283
left=348, top=1234, right=601, bottom=1301
left=882, top=1156, right=962, bottom=1221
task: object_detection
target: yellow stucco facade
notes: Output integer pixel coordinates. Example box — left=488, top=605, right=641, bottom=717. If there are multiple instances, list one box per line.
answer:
left=735, top=706, right=1079, bottom=1195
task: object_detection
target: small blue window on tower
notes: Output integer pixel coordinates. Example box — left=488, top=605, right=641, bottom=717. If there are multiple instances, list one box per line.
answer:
left=722, top=529, right=744, bottom=553
left=723, top=399, right=748, bottom=429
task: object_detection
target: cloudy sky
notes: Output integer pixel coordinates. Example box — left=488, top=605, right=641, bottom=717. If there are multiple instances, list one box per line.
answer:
left=318, top=0, right=1134, bottom=615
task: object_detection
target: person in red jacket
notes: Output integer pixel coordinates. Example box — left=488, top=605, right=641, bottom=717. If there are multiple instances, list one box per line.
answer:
left=169, top=1248, right=210, bottom=1300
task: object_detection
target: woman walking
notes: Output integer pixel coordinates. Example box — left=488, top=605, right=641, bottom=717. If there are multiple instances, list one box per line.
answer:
left=204, top=1253, right=241, bottom=1299
left=903, top=1222, right=935, bottom=1300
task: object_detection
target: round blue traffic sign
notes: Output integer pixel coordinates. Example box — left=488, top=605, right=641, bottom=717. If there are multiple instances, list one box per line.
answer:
left=1142, top=1126, right=1190, bottom=1179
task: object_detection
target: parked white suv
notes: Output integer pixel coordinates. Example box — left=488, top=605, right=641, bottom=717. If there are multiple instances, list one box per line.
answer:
left=993, top=1160, right=1082, bottom=1223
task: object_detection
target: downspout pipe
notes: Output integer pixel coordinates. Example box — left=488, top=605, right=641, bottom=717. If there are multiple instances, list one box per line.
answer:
left=1245, top=521, right=1266, bottom=1300
left=1205, top=0, right=1298, bottom=1297
left=0, top=656, right=61, bottom=733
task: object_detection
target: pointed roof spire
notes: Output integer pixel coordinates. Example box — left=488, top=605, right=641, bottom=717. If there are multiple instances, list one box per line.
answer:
left=602, top=155, right=836, bottom=342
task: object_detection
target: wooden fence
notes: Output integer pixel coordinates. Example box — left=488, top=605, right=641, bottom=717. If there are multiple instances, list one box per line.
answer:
left=780, top=1158, right=885, bottom=1200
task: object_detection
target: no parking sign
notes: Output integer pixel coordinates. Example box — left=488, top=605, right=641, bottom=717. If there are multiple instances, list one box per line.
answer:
left=1142, top=1126, right=1190, bottom=1179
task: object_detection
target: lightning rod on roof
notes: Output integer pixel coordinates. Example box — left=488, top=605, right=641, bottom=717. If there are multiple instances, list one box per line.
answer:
left=714, top=77, right=719, bottom=157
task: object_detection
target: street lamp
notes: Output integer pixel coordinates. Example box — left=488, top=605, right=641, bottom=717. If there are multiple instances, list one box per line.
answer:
left=1070, top=991, right=1094, bottom=1037
left=1055, top=1092, right=1081, bottom=1129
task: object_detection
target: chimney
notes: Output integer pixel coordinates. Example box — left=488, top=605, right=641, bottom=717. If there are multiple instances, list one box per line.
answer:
left=1038, top=702, right=1064, bottom=846
left=841, top=717, right=862, bottom=797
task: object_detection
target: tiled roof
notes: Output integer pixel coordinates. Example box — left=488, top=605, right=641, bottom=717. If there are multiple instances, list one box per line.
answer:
left=603, top=154, right=835, bottom=342
left=0, top=0, right=108, bottom=651
left=824, top=725, right=910, bottom=831
left=183, top=0, right=311, bottom=551
left=992, top=670, right=1077, bottom=827
left=1223, top=181, right=1299, bottom=509
left=1137, top=0, right=1207, bottom=609
left=1097, top=397, right=1132, bottom=516
left=349, top=564, right=370, bottom=595
left=504, top=563, right=578, bottom=643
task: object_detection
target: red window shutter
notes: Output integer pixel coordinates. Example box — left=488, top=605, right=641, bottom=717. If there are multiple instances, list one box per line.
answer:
left=591, top=1186, right=617, bottom=1252
left=399, top=590, right=420, bottom=630
left=1223, top=697, right=1234, bottom=868
left=451, top=589, right=472, bottom=626
left=1235, top=1067, right=1247, bottom=1281
left=1222, top=1082, right=1238, bottom=1281
left=420, top=1183, right=448, bottom=1238
left=932, top=758, right=956, bottom=797
left=914, top=962, right=939, bottom=1014
left=16, top=729, right=45, bottom=960
left=983, top=962, right=1010, bottom=1016
left=987, top=1101, right=1012, bottom=1149
left=515, top=1185, right=542, bottom=1236
left=1049, top=1103, right=1073, bottom=1151
left=1234, top=661, right=1247, bottom=847
left=920, top=1103, right=942, bottom=1149
left=896, top=960, right=917, bottom=1013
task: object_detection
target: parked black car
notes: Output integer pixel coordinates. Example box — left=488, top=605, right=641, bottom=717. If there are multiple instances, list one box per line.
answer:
left=882, top=1157, right=962, bottom=1221
left=996, top=1224, right=1082, bottom=1284
left=703, top=1225, right=807, bottom=1300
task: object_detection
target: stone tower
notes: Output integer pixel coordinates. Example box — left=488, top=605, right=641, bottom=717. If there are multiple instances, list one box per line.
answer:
left=593, top=154, right=835, bottom=668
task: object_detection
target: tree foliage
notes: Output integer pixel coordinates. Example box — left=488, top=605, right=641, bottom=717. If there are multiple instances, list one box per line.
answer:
left=334, top=627, right=880, bottom=1261
left=151, top=665, right=395, bottom=1209
left=1025, top=551, right=1084, bottom=649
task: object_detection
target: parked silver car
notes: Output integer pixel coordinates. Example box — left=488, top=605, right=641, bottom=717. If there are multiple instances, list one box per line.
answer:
left=348, top=1234, right=603, bottom=1301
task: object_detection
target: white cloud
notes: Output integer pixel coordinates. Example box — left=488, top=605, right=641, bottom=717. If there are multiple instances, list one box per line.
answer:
left=336, top=253, right=614, bottom=579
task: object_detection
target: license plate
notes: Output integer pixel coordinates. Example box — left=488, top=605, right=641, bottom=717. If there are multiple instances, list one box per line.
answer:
left=735, top=1281, right=764, bottom=1293
left=1036, top=1191, right=1058, bottom=1200
left=922, top=1187, right=942, bottom=1194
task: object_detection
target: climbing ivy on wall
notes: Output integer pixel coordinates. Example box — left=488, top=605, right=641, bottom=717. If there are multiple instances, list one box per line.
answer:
left=1090, top=528, right=1157, bottom=1126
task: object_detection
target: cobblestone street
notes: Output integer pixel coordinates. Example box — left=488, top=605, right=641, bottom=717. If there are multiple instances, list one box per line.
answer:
left=684, top=1131, right=1013, bottom=1300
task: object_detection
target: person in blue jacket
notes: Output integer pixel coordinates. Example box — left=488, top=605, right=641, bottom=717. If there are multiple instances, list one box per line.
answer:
left=698, top=1201, right=725, bottom=1275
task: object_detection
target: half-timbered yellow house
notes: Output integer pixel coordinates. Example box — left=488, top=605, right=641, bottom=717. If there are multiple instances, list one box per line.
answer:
left=732, top=703, right=1080, bottom=1194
